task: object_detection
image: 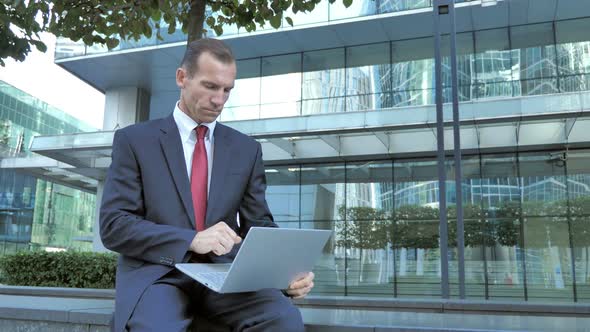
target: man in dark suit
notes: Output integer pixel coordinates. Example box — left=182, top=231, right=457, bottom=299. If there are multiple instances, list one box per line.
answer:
left=100, top=38, right=314, bottom=332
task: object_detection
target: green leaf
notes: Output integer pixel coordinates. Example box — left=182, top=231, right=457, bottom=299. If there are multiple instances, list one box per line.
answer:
left=30, top=40, right=47, bottom=52
left=269, top=15, right=281, bottom=29
left=343, top=0, right=353, bottom=8
left=285, top=16, right=293, bottom=27
left=167, top=20, right=176, bottom=34
left=221, top=6, right=232, bottom=16
left=206, top=16, right=215, bottom=27
left=152, top=10, right=162, bottom=22
left=106, top=38, right=120, bottom=49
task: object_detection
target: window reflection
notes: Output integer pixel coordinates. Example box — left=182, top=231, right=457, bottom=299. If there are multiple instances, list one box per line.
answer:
left=566, top=151, right=590, bottom=302
left=346, top=43, right=392, bottom=111
left=392, top=159, right=441, bottom=298
left=474, top=28, right=515, bottom=99
left=556, top=18, right=590, bottom=93
left=265, top=166, right=300, bottom=223
left=303, top=48, right=346, bottom=107
left=266, top=149, right=590, bottom=301
left=300, top=164, right=346, bottom=295
left=217, top=20, right=590, bottom=120
left=345, top=162, right=394, bottom=296
left=261, top=54, right=301, bottom=104
left=511, top=23, right=558, bottom=96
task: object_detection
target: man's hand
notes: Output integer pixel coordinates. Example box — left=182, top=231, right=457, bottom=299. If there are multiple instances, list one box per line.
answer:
left=189, top=221, right=242, bottom=256
left=285, top=272, right=314, bottom=299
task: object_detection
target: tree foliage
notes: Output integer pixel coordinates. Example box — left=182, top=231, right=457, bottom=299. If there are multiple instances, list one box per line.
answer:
left=1, top=0, right=354, bottom=66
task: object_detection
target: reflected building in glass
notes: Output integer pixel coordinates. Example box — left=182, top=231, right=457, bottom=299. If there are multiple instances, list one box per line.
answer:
left=0, top=81, right=97, bottom=253
left=47, top=0, right=590, bottom=303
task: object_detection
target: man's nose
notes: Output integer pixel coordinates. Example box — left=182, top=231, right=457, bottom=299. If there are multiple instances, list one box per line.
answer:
left=211, top=91, right=225, bottom=108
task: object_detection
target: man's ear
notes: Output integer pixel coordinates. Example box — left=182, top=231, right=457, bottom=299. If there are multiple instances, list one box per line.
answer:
left=176, top=67, right=186, bottom=89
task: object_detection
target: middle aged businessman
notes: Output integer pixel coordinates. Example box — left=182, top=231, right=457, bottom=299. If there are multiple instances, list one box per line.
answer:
left=100, top=38, right=314, bottom=332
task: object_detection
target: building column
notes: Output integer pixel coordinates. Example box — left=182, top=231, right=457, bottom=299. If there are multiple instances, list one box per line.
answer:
left=93, top=86, right=150, bottom=251
left=102, top=86, right=150, bottom=130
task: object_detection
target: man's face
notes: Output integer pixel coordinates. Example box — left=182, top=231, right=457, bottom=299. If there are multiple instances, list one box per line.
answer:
left=176, top=52, right=236, bottom=123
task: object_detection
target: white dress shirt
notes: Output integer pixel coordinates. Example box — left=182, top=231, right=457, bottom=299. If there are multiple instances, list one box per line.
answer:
left=173, top=103, right=216, bottom=196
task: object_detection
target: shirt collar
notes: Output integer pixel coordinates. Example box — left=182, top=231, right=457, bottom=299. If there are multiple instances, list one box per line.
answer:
left=173, top=102, right=217, bottom=142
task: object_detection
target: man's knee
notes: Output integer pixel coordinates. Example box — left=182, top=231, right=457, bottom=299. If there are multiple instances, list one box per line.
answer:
left=265, top=298, right=304, bottom=332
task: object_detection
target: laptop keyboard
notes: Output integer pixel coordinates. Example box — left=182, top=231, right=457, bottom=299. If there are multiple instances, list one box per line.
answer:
left=197, top=272, right=227, bottom=289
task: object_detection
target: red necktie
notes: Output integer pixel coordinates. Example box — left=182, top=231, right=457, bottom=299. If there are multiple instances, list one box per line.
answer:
left=190, top=125, right=208, bottom=231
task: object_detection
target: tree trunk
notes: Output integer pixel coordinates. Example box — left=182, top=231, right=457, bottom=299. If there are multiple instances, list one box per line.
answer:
left=187, top=0, right=207, bottom=43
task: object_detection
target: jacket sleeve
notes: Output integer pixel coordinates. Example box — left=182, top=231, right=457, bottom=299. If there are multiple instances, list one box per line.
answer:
left=238, top=141, right=278, bottom=236
left=99, top=129, right=195, bottom=266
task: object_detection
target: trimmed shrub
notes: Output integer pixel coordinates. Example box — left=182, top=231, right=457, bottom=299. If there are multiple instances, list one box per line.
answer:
left=0, top=251, right=117, bottom=288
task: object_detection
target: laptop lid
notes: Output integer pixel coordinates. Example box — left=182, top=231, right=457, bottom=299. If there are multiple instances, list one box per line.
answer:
left=176, top=227, right=332, bottom=293
left=219, top=227, right=332, bottom=293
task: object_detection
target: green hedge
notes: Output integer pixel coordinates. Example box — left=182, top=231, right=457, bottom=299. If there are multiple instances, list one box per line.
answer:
left=0, top=251, right=117, bottom=288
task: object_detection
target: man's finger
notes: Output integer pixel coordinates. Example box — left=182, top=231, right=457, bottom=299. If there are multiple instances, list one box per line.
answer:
left=289, top=272, right=314, bottom=289
left=215, top=221, right=242, bottom=243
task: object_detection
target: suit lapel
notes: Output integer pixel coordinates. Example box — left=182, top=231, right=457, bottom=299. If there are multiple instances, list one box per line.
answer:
left=206, top=123, right=232, bottom=227
left=159, top=115, right=195, bottom=228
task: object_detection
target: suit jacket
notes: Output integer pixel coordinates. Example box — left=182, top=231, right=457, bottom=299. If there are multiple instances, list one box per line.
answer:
left=99, top=114, right=276, bottom=332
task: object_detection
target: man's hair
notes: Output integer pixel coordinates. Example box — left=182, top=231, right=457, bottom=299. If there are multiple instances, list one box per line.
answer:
left=180, top=38, right=235, bottom=77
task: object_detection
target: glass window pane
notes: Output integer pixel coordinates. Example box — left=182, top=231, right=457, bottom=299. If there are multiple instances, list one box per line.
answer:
left=225, top=76, right=260, bottom=108
left=555, top=18, right=590, bottom=92
left=567, top=150, right=590, bottom=303
left=346, top=43, right=391, bottom=96
left=480, top=154, right=526, bottom=301
left=511, top=23, right=558, bottom=95
left=519, top=153, right=573, bottom=302
left=520, top=153, right=568, bottom=216
left=301, top=164, right=345, bottom=222
left=474, top=28, right=515, bottom=99
left=261, top=54, right=302, bottom=105
left=265, top=166, right=300, bottom=223
left=302, top=48, right=346, bottom=100
left=391, top=37, right=434, bottom=106
left=393, top=159, right=441, bottom=299
left=345, top=162, right=393, bottom=296
left=260, top=101, right=300, bottom=118
left=441, top=32, right=474, bottom=82
left=379, top=0, right=431, bottom=14
left=446, top=156, right=488, bottom=299
left=300, top=164, right=346, bottom=296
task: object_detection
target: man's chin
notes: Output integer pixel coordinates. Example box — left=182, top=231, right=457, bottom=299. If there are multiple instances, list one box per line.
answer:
left=203, top=112, right=221, bottom=122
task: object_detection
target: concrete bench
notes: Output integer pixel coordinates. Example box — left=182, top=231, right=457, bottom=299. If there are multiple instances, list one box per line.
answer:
left=1, top=286, right=590, bottom=331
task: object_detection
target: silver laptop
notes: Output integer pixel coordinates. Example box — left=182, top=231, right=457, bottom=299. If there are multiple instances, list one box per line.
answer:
left=175, top=227, right=332, bottom=293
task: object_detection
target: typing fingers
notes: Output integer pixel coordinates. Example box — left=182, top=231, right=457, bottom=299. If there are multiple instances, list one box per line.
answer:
left=213, top=221, right=242, bottom=243
left=210, top=222, right=242, bottom=255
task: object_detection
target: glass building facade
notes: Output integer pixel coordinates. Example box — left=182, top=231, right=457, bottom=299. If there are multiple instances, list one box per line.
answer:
left=0, top=81, right=97, bottom=253
left=220, top=16, right=590, bottom=302
left=49, top=0, right=590, bottom=304
left=220, top=17, right=590, bottom=121
left=264, top=151, right=590, bottom=302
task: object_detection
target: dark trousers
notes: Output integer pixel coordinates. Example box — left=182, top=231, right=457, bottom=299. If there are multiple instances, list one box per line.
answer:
left=126, top=269, right=304, bottom=332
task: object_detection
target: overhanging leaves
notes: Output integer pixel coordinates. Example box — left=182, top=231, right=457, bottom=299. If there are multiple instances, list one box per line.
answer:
left=1, top=0, right=357, bottom=66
